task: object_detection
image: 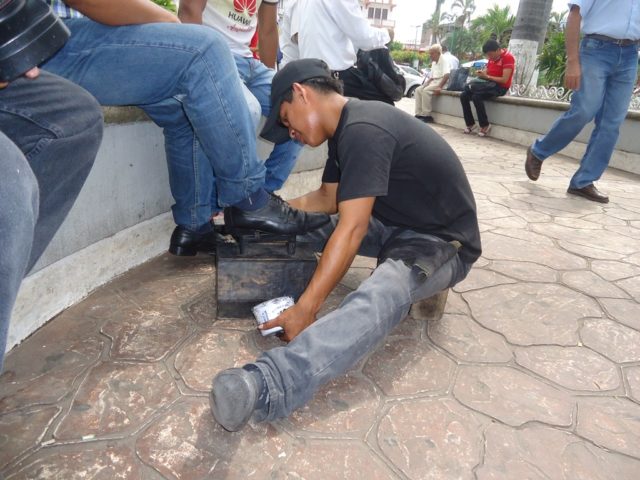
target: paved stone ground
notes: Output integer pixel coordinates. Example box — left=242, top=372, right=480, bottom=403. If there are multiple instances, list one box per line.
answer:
left=2, top=107, right=640, bottom=478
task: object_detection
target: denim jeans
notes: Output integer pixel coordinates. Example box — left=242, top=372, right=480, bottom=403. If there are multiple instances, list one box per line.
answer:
left=459, top=82, right=507, bottom=128
left=234, top=56, right=303, bottom=192
left=42, top=19, right=265, bottom=231
left=252, top=216, right=473, bottom=421
left=0, top=72, right=103, bottom=371
left=532, top=38, right=638, bottom=189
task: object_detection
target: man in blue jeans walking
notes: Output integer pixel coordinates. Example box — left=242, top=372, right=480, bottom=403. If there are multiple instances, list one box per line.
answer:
left=0, top=69, right=103, bottom=371
left=43, top=0, right=328, bottom=255
left=525, top=0, right=639, bottom=203
left=209, top=59, right=481, bottom=432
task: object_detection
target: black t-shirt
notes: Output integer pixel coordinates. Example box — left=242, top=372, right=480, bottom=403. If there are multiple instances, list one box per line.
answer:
left=322, top=99, right=481, bottom=264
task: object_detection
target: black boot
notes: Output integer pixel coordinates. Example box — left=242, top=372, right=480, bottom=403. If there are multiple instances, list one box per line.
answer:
left=224, top=193, right=330, bottom=236
left=169, top=225, right=219, bottom=256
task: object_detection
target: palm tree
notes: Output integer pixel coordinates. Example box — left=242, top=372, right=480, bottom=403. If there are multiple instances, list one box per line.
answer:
left=508, top=0, right=554, bottom=89
left=548, top=10, right=568, bottom=34
left=470, top=5, right=515, bottom=45
left=430, top=0, right=446, bottom=44
left=451, top=0, right=476, bottom=28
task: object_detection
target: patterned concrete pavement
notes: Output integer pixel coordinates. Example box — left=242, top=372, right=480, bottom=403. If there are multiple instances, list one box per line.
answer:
left=1, top=115, right=639, bottom=479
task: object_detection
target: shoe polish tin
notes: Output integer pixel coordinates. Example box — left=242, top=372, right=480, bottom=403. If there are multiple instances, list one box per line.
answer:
left=252, top=296, right=293, bottom=336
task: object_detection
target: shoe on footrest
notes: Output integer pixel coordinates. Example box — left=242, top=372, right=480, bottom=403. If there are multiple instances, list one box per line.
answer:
left=224, top=193, right=330, bottom=236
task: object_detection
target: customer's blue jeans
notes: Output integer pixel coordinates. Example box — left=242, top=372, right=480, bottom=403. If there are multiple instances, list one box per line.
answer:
left=0, top=72, right=103, bottom=371
left=234, top=56, right=303, bottom=192
left=252, top=216, right=473, bottom=421
left=42, top=19, right=265, bottom=231
left=532, top=38, right=638, bottom=189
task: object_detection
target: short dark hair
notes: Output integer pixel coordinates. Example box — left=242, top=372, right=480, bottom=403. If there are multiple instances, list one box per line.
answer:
left=482, top=39, right=501, bottom=53
left=281, top=76, right=344, bottom=104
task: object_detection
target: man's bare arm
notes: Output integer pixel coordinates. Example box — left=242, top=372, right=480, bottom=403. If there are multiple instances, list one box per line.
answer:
left=64, top=0, right=178, bottom=25
left=564, top=5, right=582, bottom=90
left=257, top=2, right=278, bottom=68
left=178, top=0, right=207, bottom=24
left=262, top=196, right=374, bottom=341
left=288, top=182, right=338, bottom=214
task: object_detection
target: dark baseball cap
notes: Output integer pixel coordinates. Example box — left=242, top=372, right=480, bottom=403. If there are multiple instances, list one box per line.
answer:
left=260, top=58, right=333, bottom=144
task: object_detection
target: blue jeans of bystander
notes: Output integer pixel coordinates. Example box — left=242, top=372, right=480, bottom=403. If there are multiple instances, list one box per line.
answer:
left=234, top=56, right=303, bottom=193
left=532, top=38, right=638, bottom=189
left=43, top=19, right=265, bottom=231
left=0, top=72, right=103, bottom=371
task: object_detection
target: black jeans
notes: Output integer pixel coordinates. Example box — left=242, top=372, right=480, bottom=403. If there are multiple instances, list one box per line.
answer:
left=0, top=72, right=103, bottom=370
left=460, top=82, right=507, bottom=128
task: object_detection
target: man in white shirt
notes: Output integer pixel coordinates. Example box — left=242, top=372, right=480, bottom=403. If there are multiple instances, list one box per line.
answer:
left=279, top=0, right=299, bottom=68
left=414, top=44, right=450, bottom=123
left=296, top=0, right=392, bottom=103
left=179, top=0, right=303, bottom=194
left=443, top=45, right=460, bottom=70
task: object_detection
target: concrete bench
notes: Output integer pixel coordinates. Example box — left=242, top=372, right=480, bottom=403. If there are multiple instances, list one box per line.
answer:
left=432, top=90, right=640, bottom=176
left=8, top=102, right=328, bottom=352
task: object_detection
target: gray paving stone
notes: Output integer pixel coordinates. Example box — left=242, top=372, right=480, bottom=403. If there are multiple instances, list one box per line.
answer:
left=101, top=306, right=190, bottom=362
left=514, top=345, right=620, bottom=391
left=616, top=275, right=640, bottom=302
left=533, top=223, right=639, bottom=255
left=464, top=283, right=600, bottom=346
left=581, top=318, right=640, bottom=363
left=487, top=260, right=557, bottom=282
left=428, top=314, right=512, bottom=363
left=478, top=423, right=640, bottom=480
left=136, top=397, right=290, bottom=479
left=54, top=362, right=179, bottom=441
left=453, top=365, right=574, bottom=427
left=561, top=270, right=630, bottom=299
left=591, top=260, right=640, bottom=281
left=624, top=366, right=640, bottom=402
left=286, top=373, right=380, bottom=436
left=600, top=298, right=640, bottom=330
left=480, top=232, right=586, bottom=269
left=443, top=290, right=470, bottom=315
left=0, top=406, right=59, bottom=469
left=7, top=444, right=143, bottom=479
left=174, top=330, right=256, bottom=392
left=576, top=397, right=640, bottom=458
left=453, top=268, right=517, bottom=293
left=376, top=397, right=489, bottom=480
left=363, top=337, right=455, bottom=396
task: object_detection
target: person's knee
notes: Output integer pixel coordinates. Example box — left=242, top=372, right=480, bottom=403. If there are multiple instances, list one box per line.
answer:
left=0, top=142, right=39, bottom=225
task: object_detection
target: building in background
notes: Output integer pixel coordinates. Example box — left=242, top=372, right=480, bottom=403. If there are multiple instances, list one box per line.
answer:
left=360, top=0, right=396, bottom=31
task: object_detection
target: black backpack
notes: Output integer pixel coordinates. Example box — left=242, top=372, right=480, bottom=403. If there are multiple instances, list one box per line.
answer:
left=447, top=67, right=470, bottom=92
left=356, top=48, right=405, bottom=102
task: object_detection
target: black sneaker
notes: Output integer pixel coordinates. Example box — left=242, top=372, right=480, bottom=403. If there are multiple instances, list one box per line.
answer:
left=224, top=193, right=330, bottom=236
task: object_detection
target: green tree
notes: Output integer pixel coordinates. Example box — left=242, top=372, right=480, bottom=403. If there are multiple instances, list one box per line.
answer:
left=470, top=5, right=515, bottom=45
left=388, top=41, right=404, bottom=52
left=430, top=0, right=446, bottom=44
left=451, top=0, right=476, bottom=28
left=152, top=0, right=176, bottom=13
left=537, top=30, right=567, bottom=87
left=548, top=10, right=568, bottom=34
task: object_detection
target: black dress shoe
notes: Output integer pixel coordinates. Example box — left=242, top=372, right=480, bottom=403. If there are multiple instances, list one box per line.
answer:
left=525, top=146, right=542, bottom=181
left=422, top=115, right=434, bottom=123
left=169, top=225, right=219, bottom=256
left=224, top=193, right=330, bottom=235
left=567, top=184, right=609, bottom=204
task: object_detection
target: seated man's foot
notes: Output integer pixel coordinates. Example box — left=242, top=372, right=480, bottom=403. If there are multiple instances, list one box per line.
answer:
left=422, top=115, right=434, bottom=123
left=525, top=146, right=543, bottom=181
left=169, top=225, right=219, bottom=256
left=224, top=193, right=330, bottom=236
left=210, top=367, right=261, bottom=432
left=567, top=184, right=609, bottom=204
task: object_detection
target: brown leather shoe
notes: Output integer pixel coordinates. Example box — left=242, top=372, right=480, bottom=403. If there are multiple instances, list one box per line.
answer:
left=525, top=146, right=542, bottom=181
left=567, top=184, right=609, bottom=204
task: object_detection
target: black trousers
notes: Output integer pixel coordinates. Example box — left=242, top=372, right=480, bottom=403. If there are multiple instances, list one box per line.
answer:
left=460, top=83, right=507, bottom=127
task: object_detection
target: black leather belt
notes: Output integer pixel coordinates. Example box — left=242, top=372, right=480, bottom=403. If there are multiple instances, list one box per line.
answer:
left=585, top=34, right=639, bottom=46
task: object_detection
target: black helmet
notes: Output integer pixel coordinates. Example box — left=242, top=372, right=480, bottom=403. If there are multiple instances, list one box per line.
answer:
left=0, top=0, right=70, bottom=81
